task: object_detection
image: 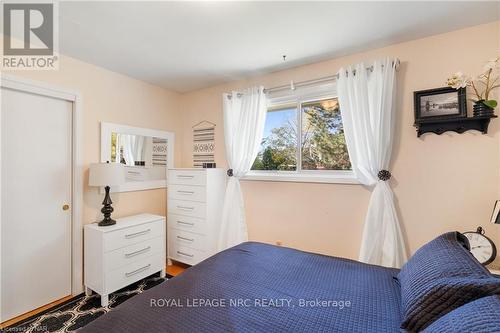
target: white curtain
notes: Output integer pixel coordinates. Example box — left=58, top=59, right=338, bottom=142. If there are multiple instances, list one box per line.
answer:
left=337, top=58, right=407, bottom=268
left=218, top=86, right=267, bottom=251
left=133, top=135, right=145, bottom=163
left=118, top=134, right=136, bottom=166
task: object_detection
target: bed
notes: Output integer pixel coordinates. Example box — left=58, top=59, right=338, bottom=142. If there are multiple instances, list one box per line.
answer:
left=80, top=242, right=402, bottom=332
left=80, top=233, right=500, bottom=333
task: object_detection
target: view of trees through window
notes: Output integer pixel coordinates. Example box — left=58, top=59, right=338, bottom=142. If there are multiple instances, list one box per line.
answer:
left=252, top=97, right=351, bottom=171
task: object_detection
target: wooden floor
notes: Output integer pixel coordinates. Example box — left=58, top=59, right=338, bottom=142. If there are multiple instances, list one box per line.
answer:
left=0, top=263, right=188, bottom=329
left=167, top=262, right=189, bottom=277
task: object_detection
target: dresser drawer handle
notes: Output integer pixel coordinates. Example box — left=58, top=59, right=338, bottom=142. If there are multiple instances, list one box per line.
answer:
left=125, top=246, right=151, bottom=258
left=177, top=251, right=194, bottom=258
left=125, top=229, right=151, bottom=239
left=177, top=220, right=194, bottom=226
left=177, top=206, right=194, bottom=211
left=177, top=190, right=195, bottom=195
left=177, top=236, right=194, bottom=242
left=125, top=264, right=151, bottom=277
left=177, top=175, right=194, bottom=179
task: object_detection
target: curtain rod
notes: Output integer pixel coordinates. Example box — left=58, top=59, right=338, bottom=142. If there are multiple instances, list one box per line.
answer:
left=226, top=59, right=400, bottom=99
left=264, top=59, right=400, bottom=94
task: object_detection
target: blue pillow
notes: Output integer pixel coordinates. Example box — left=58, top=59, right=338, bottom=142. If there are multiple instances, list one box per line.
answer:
left=422, top=295, right=500, bottom=333
left=398, top=232, right=500, bottom=332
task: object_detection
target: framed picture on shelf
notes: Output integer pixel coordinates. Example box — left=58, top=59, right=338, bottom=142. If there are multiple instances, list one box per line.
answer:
left=414, top=87, right=467, bottom=123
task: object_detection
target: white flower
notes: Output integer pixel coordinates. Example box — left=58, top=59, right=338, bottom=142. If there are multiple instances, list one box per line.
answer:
left=483, top=57, right=499, bottom=72
left=446, top=72, right=470, bottom=89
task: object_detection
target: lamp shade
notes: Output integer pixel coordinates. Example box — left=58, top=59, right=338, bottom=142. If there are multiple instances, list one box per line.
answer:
left=89, top=163, right=125, bottom=187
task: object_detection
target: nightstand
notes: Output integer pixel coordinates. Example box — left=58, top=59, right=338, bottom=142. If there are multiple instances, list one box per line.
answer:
left=84, top=214, right=166, bottom=307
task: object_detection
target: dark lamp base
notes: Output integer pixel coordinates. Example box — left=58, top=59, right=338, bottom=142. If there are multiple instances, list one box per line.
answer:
left=98, top=218, right=116, bottom=227
left=98, top=185, right=116, bottom=227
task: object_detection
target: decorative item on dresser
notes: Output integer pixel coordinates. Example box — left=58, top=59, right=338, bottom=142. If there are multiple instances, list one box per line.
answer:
left=88, top=162, right=125, bottom=226
left=167, top=168, right=226, bottom=265
left=84, top=214, right=166, bottom=307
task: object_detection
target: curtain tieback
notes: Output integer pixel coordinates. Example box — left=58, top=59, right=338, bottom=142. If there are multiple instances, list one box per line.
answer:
left=377, top=170, right=391, bottom=181
left=227, top=169, right=234, bottom=177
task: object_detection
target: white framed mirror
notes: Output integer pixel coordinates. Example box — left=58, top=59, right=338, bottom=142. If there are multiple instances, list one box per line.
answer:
left=100, top=122, right=174, bottom=192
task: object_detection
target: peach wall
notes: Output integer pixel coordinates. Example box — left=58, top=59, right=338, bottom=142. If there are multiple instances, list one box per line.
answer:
left=179, top=21, right=500, bottom=263
left=2, top=21, right=499, bottom=266
left=1, top=47, right=183, bottom=225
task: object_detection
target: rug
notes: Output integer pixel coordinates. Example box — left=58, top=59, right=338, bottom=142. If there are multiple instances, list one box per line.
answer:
left=3, top=273, right=167, bottom=333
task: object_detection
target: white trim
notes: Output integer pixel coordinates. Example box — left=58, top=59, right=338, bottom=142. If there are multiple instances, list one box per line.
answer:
left=100, top=122, right=175, bottom=193
left=0, top=74, right=84, bottom=321
left=72, top=93, right=84, bottom=296
left=242, top=170, right=359, bottom=184
left=1, top=74, right=79, bottom=102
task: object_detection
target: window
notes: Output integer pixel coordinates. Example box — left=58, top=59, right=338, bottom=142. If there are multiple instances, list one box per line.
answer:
left=300, top=98, right=351, bottom=171
left=248, top=90, right=354, bottom=184
left=251, top=103, right=298, bottom=171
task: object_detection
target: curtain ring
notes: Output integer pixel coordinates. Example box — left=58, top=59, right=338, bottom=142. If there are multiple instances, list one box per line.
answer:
left=377, top=170, right=391, bottom=181
left=227, top=169, right=234, bottom=177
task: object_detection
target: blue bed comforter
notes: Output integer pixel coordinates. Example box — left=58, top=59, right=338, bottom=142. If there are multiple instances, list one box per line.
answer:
left=80, top=242, right=402, bottom=333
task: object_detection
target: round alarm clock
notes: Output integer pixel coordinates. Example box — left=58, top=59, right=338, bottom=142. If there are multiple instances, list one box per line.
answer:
left=462, top=227, right=497, bottom=265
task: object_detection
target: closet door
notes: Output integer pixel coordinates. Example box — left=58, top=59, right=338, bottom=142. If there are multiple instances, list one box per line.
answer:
left=1, top=87, right=73, bottom=321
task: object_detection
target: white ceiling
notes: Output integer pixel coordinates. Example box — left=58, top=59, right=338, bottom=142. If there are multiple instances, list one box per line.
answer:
left=56, top=1, right=498, bottom=93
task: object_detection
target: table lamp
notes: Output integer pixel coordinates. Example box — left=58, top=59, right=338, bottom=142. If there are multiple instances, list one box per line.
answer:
left=89, top=162, right=125, bottom=226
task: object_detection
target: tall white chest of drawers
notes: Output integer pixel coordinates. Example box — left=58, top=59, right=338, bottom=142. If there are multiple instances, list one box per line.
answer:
left=84, top=214, right=166, bottom=307
left=167, top=168, right=226, bottom=265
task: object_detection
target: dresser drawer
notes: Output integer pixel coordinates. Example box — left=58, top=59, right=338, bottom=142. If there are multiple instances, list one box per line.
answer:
left=169, top=243, right=207, bottom=265
left=103, top=220, right=165, bottom=252
left=105, top=253, right=164, bottom=293
left=104, top=237, right=165, bottom=272
left=168, top=199, right=206, bottom=218
left=168, top=213, right=206, bottom=234
left=168, top=170, right=206, bottom=186
left=168, top=228, right=208, bottom=252
left=168, top=184, right=206, bottom=202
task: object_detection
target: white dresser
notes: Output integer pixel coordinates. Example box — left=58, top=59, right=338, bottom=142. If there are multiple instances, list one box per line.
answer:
left=167, top=168, right=226, bottom=265
left=84, top=214, right=166, bottom=307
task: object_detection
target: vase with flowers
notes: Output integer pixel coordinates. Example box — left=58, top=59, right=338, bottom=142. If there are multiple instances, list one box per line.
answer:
left=447, top=57, right=499, bottom=117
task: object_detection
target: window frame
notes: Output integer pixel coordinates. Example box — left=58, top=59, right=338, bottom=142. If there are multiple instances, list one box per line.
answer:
left=243, top=83, right=358, bottom=184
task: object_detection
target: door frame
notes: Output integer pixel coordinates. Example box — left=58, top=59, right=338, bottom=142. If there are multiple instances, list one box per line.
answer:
left=0, top=74, right=83, bottom=321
